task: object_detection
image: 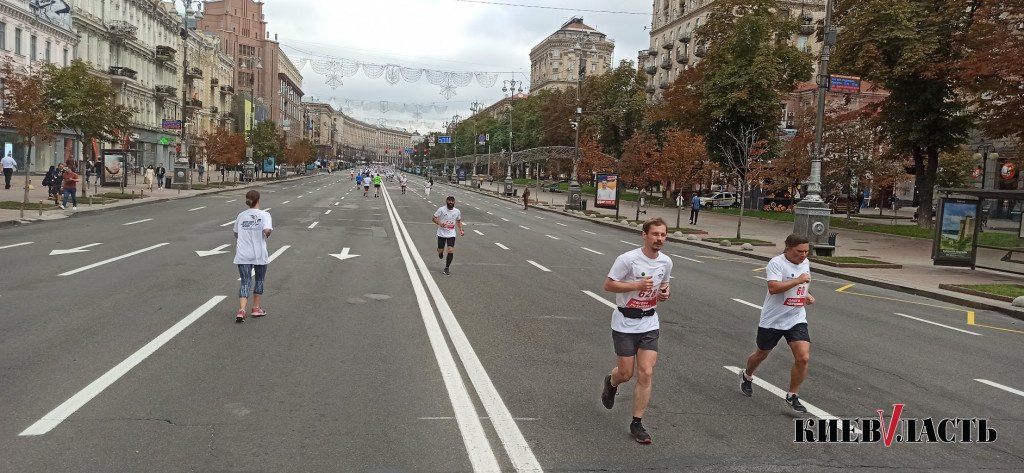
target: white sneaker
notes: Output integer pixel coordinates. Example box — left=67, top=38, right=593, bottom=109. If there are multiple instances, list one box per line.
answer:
left=72, top=206, right=78, bottom=211
left=59, top=204, right=65, bottom=209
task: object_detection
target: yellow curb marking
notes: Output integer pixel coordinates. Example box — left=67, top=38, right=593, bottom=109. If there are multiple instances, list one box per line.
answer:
left=837, top=286, right=1022, bottom=336
left=967, top=311, right=975, bottom=325
left=753, top=267, right=766, bottom=272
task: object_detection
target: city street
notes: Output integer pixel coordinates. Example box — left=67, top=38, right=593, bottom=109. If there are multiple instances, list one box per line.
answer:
left=1, top=174, right=1022, bottom=471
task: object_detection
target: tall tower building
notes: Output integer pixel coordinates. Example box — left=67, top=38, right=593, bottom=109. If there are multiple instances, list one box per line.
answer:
left=529, top=17, right=615, bottom=93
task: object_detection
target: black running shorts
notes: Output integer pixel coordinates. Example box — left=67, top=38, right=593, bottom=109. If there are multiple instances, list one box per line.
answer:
left=612, top=329, right=659, bottom=357
left=756, top=323, right=810, bottom=351
left=374, top=184, right=380, bottom=188
left=437, top=236, right=456, bottom=249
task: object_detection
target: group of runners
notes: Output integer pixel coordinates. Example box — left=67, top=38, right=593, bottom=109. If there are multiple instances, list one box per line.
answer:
left=229, top=169, right=816, bottom=446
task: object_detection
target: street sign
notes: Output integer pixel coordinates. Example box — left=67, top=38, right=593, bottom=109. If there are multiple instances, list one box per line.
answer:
left=828, top=75, right=861, bottom=94
left=438, top=136, right=452, bottom=144
left=478, top=134, right=486, bottom=144
left=161, top=119, right=182, bottom=130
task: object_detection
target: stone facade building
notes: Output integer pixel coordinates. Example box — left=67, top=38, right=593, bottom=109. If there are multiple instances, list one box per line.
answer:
left=529, top=17, right=614, bottom=93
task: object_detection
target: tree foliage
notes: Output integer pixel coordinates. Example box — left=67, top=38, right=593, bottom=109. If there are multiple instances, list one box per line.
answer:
left=248, top=120, right=282, bottom=162
left=1, top=61, right=56, bottom=156
left=204, top=127, right=247, bottom=169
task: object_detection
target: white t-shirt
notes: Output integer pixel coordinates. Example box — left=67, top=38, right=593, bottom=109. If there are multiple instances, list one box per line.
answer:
left=759, top=253, right=810, bottom=329
left=434, top=206, right=461, bottom=238
left=233, top=208, right=273, bottom=265
left=606, top=248, right=673, bottom=333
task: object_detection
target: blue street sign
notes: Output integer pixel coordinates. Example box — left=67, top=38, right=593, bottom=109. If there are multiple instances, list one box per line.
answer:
left=438, top=136, right=452, bottom=144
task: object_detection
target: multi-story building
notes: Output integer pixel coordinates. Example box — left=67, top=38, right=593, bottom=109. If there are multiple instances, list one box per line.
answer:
left=529, top=17, right=614, bottom=93
left=182, top=29, right=235, bottom=167
left=302, top=100, right=336, bottom=158
left=276, top=45, right=302, bottom=144
left=0, top=0, right=78, bottom=172
left=644, top=0, right=825, bottom=100
left=333, top=108, right=414, bottom=165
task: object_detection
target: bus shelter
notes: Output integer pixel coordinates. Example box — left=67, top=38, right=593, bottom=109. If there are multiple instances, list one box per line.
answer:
left=934, top=188, right=1024, bottom=274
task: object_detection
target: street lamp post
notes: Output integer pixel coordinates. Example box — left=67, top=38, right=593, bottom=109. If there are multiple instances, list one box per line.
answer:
left=568, top=32, right=596, bottom=210
left=178, top=0, right=203, bottom=191
left=973, top=142, right=999, bottom=190
left=501, top=79, right=523, bottom=196
left=793, top=0, right=836, bottom=253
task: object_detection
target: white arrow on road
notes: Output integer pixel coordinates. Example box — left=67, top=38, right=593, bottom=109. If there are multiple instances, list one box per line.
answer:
left=50, top=243, right=102, bottom=256
left=196, top=244, right=231, bottom=257
left=329, top=247, right=360, bottom=261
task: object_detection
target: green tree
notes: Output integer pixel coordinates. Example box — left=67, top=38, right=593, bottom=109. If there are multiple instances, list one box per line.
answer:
left=935, top=146, right=977, bottom=189
left=1, top=61, right=56, bottom=217
left=833, top=0, right=976, bottom=227
left=247, top=120, right=282, bottom=168
left=585, top=62, right=647, bottom=159
left=43, top=59, right=134, bottom=194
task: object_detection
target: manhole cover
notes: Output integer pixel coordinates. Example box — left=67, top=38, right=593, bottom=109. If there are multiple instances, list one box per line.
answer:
left=364, top=294, right=391, bottom=301
left=347, top=297, right=367, bottom=304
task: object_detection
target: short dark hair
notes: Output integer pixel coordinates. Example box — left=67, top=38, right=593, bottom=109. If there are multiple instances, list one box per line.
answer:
left=446, top=195, right=455, bottom=201
left=785, top=233, right=809, bottom=248
left=642, top=217, right=668, bottom=234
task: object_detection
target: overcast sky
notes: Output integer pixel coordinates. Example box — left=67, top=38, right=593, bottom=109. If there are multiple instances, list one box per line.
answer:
left=258, top=0, right=652, bottom=134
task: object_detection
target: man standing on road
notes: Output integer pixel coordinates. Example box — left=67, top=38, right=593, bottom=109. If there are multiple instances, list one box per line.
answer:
left=432, top=195, right=464, bottom=275
left=690, top=192, right=701, bottom=225
left=1, top=152, right=16, bottom=189
left=739, top=234, right=815, bottom=413
left=601, top=217, right=672, bottom=444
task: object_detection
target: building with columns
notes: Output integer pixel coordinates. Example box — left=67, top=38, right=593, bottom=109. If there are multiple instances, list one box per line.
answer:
left=182, top=29, right=235, bottom=166
left=528, top=17, right=614, bottom=93
left=302, top=100, right=336, bottom=158
left=0, top=0, right=78, bottom=172
left=276, top=46, right=302, bottom=144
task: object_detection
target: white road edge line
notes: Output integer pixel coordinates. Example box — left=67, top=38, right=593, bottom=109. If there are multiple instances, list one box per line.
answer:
left=59, top=243, right=169, bottom=276
left=620, top=240, right=640, bottom=247
left=732, top=298, right=763, bottom=310
left=581, top=247, right=604, bottom=255
left=501, top=218, right=509, bottom=222
left=122, top=218, right=153, bottom=226
left=495, top=243, right=509, bottom=250
left=527, top=260, right=551, bottom=272
left=225, top=199, right=236, bottom=203
left=0, top=242, right=33, bottom=250
left=894, top=313, right=982, bottom=336
left=379, top=187, right=503, bottom=472
left=555, top=222, right=568, bottom=227
left=19, top=296, right=227, bottom=436
left=723, top=366, right=861, bottom=434
left=975, top=379, right=1024, bottom=398
left=582, top=290, right=616, bottom=309
left=382, top=186, right=541, bottom=472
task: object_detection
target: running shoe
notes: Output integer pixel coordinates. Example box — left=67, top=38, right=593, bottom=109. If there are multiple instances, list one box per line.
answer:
left=443, top=267, right=450, bottom=275
left=251, top=307, right=267, bottom=317
left=740, top=370, right=753, bottom=397
left=601, top=375, right=617, bottom=409
left=785, top=394, right=807, bottom=413
left=630, top=422, right=652, bottom=444
left=235, top=309, right=245, bottom=323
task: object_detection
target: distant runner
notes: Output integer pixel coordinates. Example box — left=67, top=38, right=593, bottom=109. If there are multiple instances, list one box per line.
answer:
left=432, top=195, right=464, bottom=275
left=400, top=174, right=408, bottom=194
left=233, top=190, right=273, bottom=323
left=373, top=173, right=383, bottom=198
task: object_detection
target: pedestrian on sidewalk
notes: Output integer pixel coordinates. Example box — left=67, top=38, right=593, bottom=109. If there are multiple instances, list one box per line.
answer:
left=60, top=164, right=80, bottom=210
left=1, top=152, right=16, bottom=189
left=432, top=195, right=464, bottom=275
left=523, top=187, right=531, bottom=210
left=690, top=192, right=702, bottom=225
left=233, top=189, right=273, bottom=323
left=739, top=234, right=815, bottom=413
left=198, top=163, right=205, bottom=183
left=600, top=217, right=672, bottom=444
left=144, top=165, right=155, bottom=188
left=156, top=164, right=166, bottom=189
left=639, top=188, right=647, bottom=209
left=84, top=159, right=94, bottom=185
left=42, top=165, right=59, bottom=203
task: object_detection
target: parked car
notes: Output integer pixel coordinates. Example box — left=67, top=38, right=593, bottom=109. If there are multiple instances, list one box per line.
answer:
left=699, top=191, right=739, bottom=208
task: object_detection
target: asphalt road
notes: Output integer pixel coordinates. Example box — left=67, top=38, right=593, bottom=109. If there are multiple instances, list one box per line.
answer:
left=1, top=173, right=1022, bottom=472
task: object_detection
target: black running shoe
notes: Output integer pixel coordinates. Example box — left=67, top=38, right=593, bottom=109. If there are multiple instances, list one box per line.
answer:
left=630, top=422, right=652, bottom=444
left=601, top=375, right=617, bottom=409
left=740, top=370, right=752, bottom=397
left=443, top=267, right=450, bottom=275
left=785, top=394, right=807, bottom=413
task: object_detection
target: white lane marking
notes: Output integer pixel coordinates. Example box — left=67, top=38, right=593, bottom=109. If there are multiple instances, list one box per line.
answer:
left=195, top=244, right=231, bottom=257
left=732, top=298, right=763, bottom=310
left=527, top=260, right=551, bottom=272
left=894, top=313, right=982, bottom=336
left=670, top=253, right=704, bottom=264
left=379, top=187, right=504, bottom=472
left=19, top=296, right=227, bottom=436
left=535, top=216, right=544, bottom=219
left=297, top=195, right=304, bottom=199
left=723, top=366, right=861, bottom=434
left=341, top=197, right=345, bottom=200
left=220, top=219, right=236, bottom=227
left=325, top=209, right=332, bottom=215
left=495, top=243, right=509, bottom=250
left=555, top=222, right=568, bottom=227
left=308, top=222, right=319, bottom=229
left=501, top=218, right=509, bottom=222
left=0, top=242, right=34, bottom=250
left=519, top=225, right=531, bottom=230
left=582, top=290, right=616, bottom=309
left=281, top=200, right=291, bottom=205
left=334, top=202, right=340, bottom=206
left=487, top=211, right=493, bottom=215
left=475, top=207, right=481, bottom=210
left=59, top=243, right=169, bottom=276
left=545, top=235, right=560, bottom=240
left=418, top=416, right=540, bottom=421
left=975, top=379, right=1024, bottom=398
left=50, top=243, right=103, bottom=255
left=122, top=218, right=153, bottom=226
left=187, top=206, right=206, bottom=212
left=581, top=247, right=604, bottom=255
left=473, top=230, right=484, bottom=236
left=620, top=240, right=640, bottom=247
left=582, top=230, right=597, bottom=235
left=225, top=199, right=237, bottom=203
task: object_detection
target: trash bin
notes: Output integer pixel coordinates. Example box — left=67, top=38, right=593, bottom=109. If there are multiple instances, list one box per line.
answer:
left=164, top=177, right=172, bottom=189
left=827, top=232, right=838, bottom=246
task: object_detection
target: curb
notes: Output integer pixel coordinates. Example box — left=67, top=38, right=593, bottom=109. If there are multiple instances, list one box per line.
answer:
left=443, top=181, right=1024, bottom=321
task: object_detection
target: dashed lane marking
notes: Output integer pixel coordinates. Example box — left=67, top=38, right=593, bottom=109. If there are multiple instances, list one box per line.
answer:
left=495, top=243, right=509, bottom=250
left=581, top=247, right=604, bottom=255
left=723, top=366, right=861, bottom=435
left=670, top=254, right=704, bottom=264
left=732, top=298, right=763, bottom=310
left=473, top=230, right=484, bottom=236
left=975, top=379, right=1024, bottom=398
left=527, top=260, right=551, bottom=272
left=582, top=290, right=616, bottom=309
left=620, top=240, right=640, bottom=247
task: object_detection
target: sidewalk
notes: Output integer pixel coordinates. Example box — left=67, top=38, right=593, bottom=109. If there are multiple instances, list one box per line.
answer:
left=0, top=170, right=314, bottom=226
left=454, top=180, right=1024, bottom=320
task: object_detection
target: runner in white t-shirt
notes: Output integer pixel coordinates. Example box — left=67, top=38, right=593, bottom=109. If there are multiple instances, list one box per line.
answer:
left=232, top=190, right=273, bottom=323
left=432, top=195, right=464, bottom=275
left=739, top=234, right=815, bottom=413
left=600, top=217, right=672, bottom=444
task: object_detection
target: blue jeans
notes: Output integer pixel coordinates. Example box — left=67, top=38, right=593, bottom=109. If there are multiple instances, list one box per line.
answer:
left=237, top=264, right=267, bottom=297
left=62, top=189, right=77, bottom=207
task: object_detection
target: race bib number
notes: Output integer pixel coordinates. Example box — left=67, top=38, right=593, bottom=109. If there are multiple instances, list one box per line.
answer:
left=784, top=284, right=808, bottom=307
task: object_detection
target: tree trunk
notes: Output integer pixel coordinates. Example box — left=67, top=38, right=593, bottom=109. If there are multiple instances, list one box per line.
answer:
left=736, top=181, right=745, bottom=239
left=917, top=146, right=939, bottom=229
left=80, top=135, right=89, bottom=198
left=21, top=141, right=33, bottom=219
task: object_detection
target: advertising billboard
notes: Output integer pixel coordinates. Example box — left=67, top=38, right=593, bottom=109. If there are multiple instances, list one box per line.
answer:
left=595, top=173, right=619, bottom=209
left=932, top=198, right=981, bottom=267
left=100, top=150, right=126, bottom=187
left=828, top=75, right=861, bottom=94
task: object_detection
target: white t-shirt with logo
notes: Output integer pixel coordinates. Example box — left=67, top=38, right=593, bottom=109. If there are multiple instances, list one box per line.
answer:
left=233, top=208, right=273, bottom=265
left=759, top=253, right=810, bottom=329
left=434, top=206, right=461, bottom=238
left=606, top=248, right=673, bottom=333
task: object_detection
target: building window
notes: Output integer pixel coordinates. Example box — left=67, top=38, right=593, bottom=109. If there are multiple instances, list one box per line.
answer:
left=14, top=27, right=22, bottom=55
left=30, top=34, right=36, bottom=59
left=45, top=40, right=51, bottom=62
left=0, top=22, right=5, bottom=50
left=63, top=48, right=68, bottom=66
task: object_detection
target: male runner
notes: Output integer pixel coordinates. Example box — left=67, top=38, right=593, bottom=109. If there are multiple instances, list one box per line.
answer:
left=739, top=234, right=815, bottom=413
left=362, top=174, right=371, bottom=197
left=600, top=217, right=672, bottom=444
left=356, top=173, right=364, bottom=192
left=373, top=173, right=383, bottom=198
left=400, top=174, right=408, bottom=194
left=432, top=195, right=464, bottom=275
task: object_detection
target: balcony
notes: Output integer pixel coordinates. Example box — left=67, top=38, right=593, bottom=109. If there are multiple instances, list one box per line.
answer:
left=646, top=85, right=656, bottom=95
left=645, top=65, right=657, bottom=75
left=799, top=13, right=815, bottom=35
left=108, top=20, right=137, bottom=41
left=185, top=67, right=203, bottom=80
left=108, top=66, right=137, bottom=82
left=185, top=98, right=203, bottom=109
left=154, top=84, right=177, bottom=99
left=694, top=45, right=708, bottom=58
left=210, top=106, right=219, bottom=114
left=219, top=85, right=235, bottom=94
left=211, top=78, right=220, bottom=87
left=676, top=49, right=689, bottom=64
left=155, top=45, right=175, bottom=62
left=659, top=80, right=670, bottom=90
left=662, top=39, right=674, bottom=50
left=678, top=31, right=691, bottom=44
left=660, top=56, right=672, bottom=70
